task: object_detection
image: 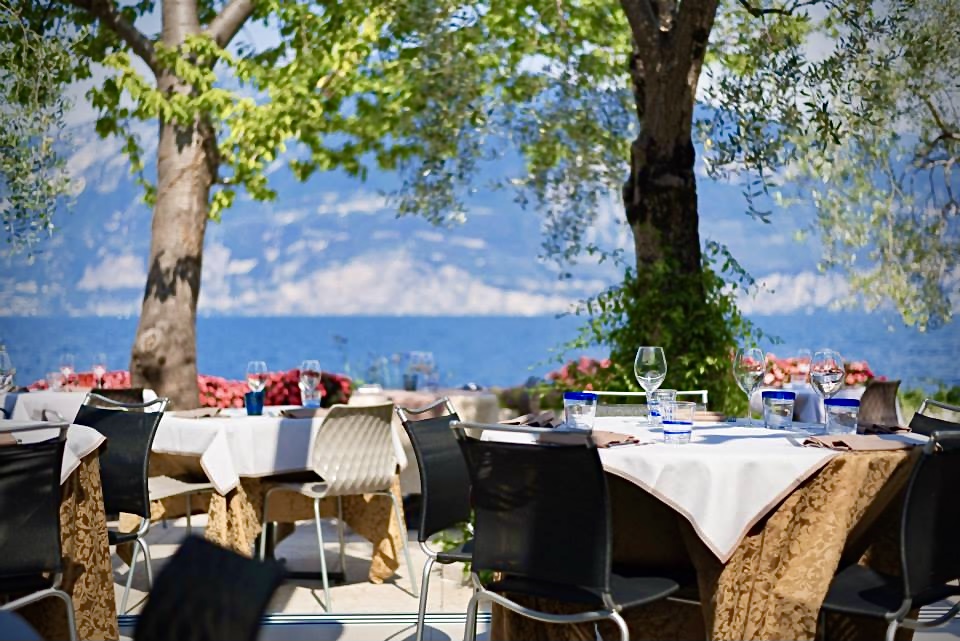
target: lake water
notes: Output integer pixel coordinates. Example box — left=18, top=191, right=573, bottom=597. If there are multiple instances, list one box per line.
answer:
left=0, top=312, right=957, bottom=391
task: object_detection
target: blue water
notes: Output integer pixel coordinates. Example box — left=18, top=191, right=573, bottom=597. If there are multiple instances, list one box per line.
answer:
left=0, top=313, right=957, bottom=391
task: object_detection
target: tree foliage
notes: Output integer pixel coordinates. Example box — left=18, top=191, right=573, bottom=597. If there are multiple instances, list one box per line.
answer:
left=0, top=1, right=79, bottom=252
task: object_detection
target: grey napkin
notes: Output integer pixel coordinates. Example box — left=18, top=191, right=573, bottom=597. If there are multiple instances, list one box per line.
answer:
left=803, top=434, right=913, bottom=451
left=172, top=407, right=222, bottom=419
left=280, top=407, right=326, bottom=419
left=499, top=411, right=563, bottom=428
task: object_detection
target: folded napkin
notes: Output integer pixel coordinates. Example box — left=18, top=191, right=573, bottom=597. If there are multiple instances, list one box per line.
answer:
left=280, top=407, right=326, bottom=419
left=171, top=407, right=222, bottom=419
left=0, top=433, right=17, bottom=447
left=803, top=434, right=914, bottom=451
left=499, top=411, right=563, bottom=428
left=536, top=430, right=648, bottom=448
left=860, top=423, right=912, bottom=435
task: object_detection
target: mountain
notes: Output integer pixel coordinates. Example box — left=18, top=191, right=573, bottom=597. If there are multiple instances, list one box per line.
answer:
left=0, top=122, right=840, bottom=318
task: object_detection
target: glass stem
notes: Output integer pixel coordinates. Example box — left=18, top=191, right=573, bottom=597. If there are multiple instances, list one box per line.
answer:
left=746, top=392, right=752, bottom=426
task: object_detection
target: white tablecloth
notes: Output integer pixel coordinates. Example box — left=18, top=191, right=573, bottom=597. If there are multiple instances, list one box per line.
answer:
left=0, top=420, right=105, bottom=484
left=1, top=391, right=89, bottom=422
left=153, top=407, right=408, bottom=496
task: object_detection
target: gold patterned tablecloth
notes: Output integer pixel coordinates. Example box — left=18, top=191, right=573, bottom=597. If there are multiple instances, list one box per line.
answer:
left=491, top=449, right=917, bottom=641
left=120, top=453, right=408, bottom=584
left=18, top=452, right=119, bottom=641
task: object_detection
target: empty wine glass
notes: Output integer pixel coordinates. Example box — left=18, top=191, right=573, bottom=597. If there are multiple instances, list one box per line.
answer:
left=299, top=359, right=322, bottom=407
left=634, top=346, right=667, bottom=426
left=0, top=344, right=15, bottom=392
left=811, top=349, right=844, bottom=425
left=59, top=353, right=75, bottom=389
left=246, top=361, right=269, bottom=393
left=92, top=353, right=107, bottom=389
left=733, top=347, right=765, bottom=426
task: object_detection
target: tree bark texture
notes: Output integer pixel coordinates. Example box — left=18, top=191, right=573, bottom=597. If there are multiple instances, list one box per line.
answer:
left=620, top=0, right=719, bottom=282
left=129, top=0, right=215, bottom=408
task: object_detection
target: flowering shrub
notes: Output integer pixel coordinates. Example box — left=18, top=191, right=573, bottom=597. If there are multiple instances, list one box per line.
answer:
left=546, top=356, right=613, bottom=391
left=30, top=369, right=353, bottom=408
left=761, top=355, right=880, bottom=389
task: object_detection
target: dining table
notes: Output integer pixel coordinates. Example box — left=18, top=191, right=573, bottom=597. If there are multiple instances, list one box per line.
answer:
left=0, top=420, right=118, bottom=641
left=485, top=417, right=926, bottom=641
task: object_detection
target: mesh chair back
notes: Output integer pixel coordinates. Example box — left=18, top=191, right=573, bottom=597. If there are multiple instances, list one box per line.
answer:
left=399, top=410, right=469, bottom=542
left=73, top=395, right=166, bottom=518
left=900, top=431, right=960, bottom=600
left=857, top=380, right=901, bottom=427
left=908, top=413, right=960, bottom=436
left=0, top=425, right=67, bottom=580
left=310, top=403, right=396, bottom=496
left=455, top=427, right=611, bottom=594
left=135, top=536, right=283, bottom=641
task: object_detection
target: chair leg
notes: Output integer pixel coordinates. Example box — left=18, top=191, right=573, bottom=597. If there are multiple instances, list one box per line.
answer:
left=463, top=592, right=481, bottom=641
left=259, top=490, right=272, bottom=561
left=386, top=490, right=419, bottom=597
left=337, top=496, right=346, bottom=575
left=885, top=619, right=899, bottom=641
left=119, top=542, right=141, bottom=614
left=51, top=588, right=78, bottom=641
left=313, top=498, right=332, bottom=611
left=416, top=556, right=436, bottom=641
left=610, top=610, right=630, bottom=641
left=137, top=537, right=154, bottom=589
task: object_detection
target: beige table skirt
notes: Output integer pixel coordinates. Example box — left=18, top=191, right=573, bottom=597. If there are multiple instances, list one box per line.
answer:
left=490, top=449, right=917, bottom=641
left=17, top=452, right=119, bottom=641
left=120, top=454, right=408, bottom=584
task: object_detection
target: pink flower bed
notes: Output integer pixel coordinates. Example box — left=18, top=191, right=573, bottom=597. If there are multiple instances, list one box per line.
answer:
left=30, top=369, right=353, bottom=408
left=547, top=355, right=613, bottom=390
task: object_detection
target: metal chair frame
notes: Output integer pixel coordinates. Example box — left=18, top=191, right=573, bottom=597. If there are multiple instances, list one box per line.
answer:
left=77, top=392, right=168, bottom=613
left=258, top=403, right=418, bottom=611
left=917, top=398, right=960, bottom=417
left=451, top=420, right=677, bottom=641
left=396, top=397, right=466, bottom=641
left=0, top=424, right=78, bottom=641
left=586, top=389, right=710, bottom=405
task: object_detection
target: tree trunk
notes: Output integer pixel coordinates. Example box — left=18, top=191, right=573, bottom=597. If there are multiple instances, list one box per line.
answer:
left=130, top=112, right=214, bottom=408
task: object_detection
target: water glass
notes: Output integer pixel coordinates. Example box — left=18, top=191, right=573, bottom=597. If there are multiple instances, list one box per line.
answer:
left=59, top=353, right=75, bottom=388
left=762, top=391, right=796, bottom=430
left=92, top=353, right=107, bottom=389
left=649, top=389, right=677, bottom=427
left=825, top=398, right=860, bottom=434
left=0, top=344, right=15, bottom=392
left=244, top=390, right=264, bottom=416
left=299, top=359, right=322, bottom=408
left=246, top=360, right=269, bottom=393
left=634, top=346, right=667, bottom=426
left=563, top=392, right=598, bottom=431
left=663, top=401, right=696, bottom=445
left=733, top=347, right=765, bottom=426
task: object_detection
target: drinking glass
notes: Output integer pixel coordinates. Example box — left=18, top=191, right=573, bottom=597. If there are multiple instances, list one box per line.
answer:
left=92, top=353, right=107, bottom=389
left=299, top=359, right=322, bottom=407
left=59, top=353, right=75, bottom=389
left=794, top=349, right=812, bottom=385
left=811, top=349, right=844, bottom=426
left=733, top=347, right=765, bottom=426
left=634, top=346, right=667, bottom=426
left=246, top=360, right=269, bottom=393
left=0, top=344, right=15, bottom=392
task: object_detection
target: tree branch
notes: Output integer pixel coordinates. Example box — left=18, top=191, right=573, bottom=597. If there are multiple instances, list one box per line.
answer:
left=736, top=0, right=827, bottom=18
left=62, top=0, right=159, bottom=72
left=619, top=0, right=659, bottom=59
left=205, top=0, right=255, bottom=49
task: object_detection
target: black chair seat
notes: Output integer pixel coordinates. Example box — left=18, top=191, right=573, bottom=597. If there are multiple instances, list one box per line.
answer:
left=489, top=572, right=679, bottom=610
left=823, top=564, right=960, bottom=618
left=107, top=529, right=140, bottom=545
left=436, top=539, right=473, bottom=564
left=0, top=574, right=53, bottom=595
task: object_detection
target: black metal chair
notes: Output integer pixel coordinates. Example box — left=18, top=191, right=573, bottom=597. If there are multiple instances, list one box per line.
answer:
left=72, top=392, right=168, bottom=613
left=909, top=399, right=960, bottom=436
left=135, top=535, right=284, bottom=641
left=818, top=430, right=960, bottom=641
left=857, top=380, right=902, bottom=428
left=0, top=423, right=77, bottom=641
left=396, top=398, right=471, bottom=641
left=451, top=421, right=679, bottom=641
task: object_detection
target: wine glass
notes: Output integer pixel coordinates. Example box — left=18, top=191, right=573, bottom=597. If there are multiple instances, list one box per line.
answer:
left=299, top=359, right=322, bottom=407
left=59, top=353, right=75, bottom=389
left=92, top=353, right=107, bottom=389
left=246, top=360, right=269, bottom=393
left=810, top=349, right=844, bottom=425
left=795, top=349, right=812, bottom=385
left=634, top=347, right=667, bottom=426
left=733, top=347, right=765, bottom=426
left=0, top=344, right=15, bottom=392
